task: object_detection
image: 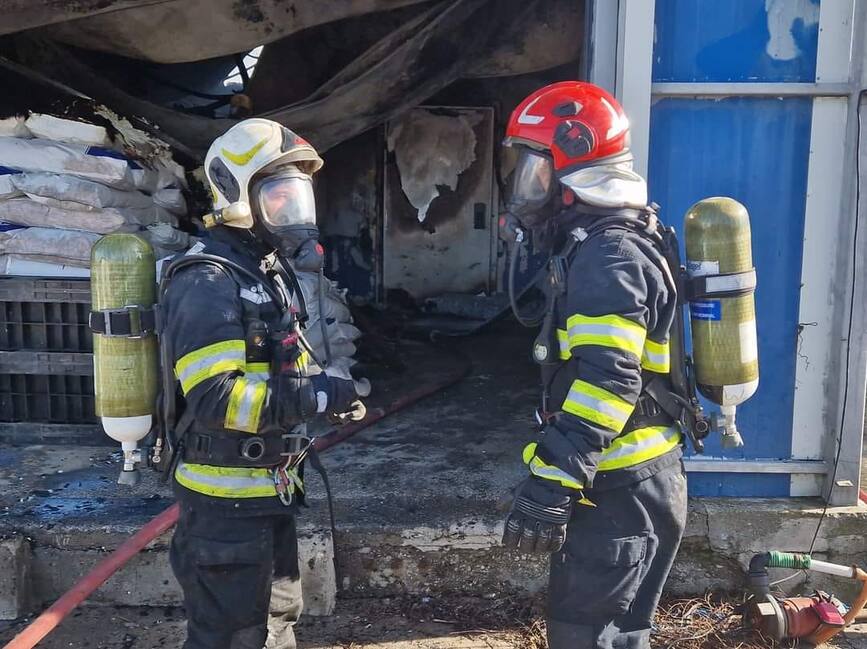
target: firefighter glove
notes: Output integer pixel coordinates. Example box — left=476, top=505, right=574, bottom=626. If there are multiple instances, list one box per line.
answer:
left=310, top=373, right=358, bottom=415
left=502, top=476, right=572, bottom=554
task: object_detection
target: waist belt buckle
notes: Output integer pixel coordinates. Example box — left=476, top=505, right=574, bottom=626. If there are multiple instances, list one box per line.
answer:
left=281, top=434, right=310, bottom=459
left=637, top=395, right=660, bottom=418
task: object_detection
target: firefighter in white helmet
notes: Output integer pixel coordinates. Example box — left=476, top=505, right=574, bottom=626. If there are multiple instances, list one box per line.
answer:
left=162, top=119, right=359, bottom=648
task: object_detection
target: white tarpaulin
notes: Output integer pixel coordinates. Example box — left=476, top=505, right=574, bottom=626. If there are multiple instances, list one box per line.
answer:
left=387, top=110, right=480, bottom=222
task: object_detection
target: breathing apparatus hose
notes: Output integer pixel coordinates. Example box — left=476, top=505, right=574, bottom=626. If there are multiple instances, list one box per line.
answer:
left=3, top=349, right=471, bottom=649
left=268, top=269, right=328, bottom=371
left=318, top=268, right=333, bottom=369
left=507, top=230, right=546, bottom=328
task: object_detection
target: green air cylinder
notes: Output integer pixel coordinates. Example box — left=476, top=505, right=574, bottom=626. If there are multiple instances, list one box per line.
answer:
left=685, top=198, right=758, bottom=445
left=91, top=234, right=158, bottom=483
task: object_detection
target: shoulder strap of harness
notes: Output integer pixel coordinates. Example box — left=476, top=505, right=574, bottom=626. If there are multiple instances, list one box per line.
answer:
left=149, top=251, right=294, bottom=472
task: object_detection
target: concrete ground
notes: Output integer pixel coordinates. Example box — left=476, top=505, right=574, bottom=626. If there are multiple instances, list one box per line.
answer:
left=2, top=322, right=867, bottom=647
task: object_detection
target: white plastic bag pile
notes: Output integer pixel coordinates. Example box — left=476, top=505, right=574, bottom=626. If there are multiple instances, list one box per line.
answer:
left=296, top=271, right=371, bottom=400
left=0, top=113, right=192, bottom=276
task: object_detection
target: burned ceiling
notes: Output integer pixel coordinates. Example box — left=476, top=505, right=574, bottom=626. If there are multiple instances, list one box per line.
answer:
left=1, top=0, right=583, bottom=158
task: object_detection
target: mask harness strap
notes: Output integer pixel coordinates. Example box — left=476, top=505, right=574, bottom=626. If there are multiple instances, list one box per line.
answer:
left=507, top=221, right=578, bottom=328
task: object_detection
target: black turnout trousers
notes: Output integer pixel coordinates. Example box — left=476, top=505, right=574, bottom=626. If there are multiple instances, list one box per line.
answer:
left=170, top=503, right=304, bottom=649
left=547, top=461, right=688, bottom=649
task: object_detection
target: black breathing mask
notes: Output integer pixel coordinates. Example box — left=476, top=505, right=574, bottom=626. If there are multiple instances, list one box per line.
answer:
left=251, top=167, right=324, bottom=271
left=505, top=148, right=556, bottom=229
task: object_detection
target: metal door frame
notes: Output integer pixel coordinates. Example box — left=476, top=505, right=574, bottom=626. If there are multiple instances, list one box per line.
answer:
left=585, top=0, right=866, bottom=503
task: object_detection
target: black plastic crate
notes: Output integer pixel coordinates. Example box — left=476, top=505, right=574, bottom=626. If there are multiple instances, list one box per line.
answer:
left=0, top=373, right=97, bottom=424
left=0, top=278, right=92, bottom=352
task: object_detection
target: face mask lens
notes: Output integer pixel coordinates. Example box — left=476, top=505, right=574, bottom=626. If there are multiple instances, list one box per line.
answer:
left=508, top=150, right=553, bottom=215
left=255, top=173, right=316, bottom=230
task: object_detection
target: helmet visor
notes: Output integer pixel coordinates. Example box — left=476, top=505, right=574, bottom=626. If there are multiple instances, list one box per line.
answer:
left=253, top=171, right=316, bottom=230
left=507, top=149, right=554, bottom=215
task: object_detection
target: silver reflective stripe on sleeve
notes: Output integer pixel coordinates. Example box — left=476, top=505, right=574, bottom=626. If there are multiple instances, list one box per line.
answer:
left=598, top=426, right=681, bottom=472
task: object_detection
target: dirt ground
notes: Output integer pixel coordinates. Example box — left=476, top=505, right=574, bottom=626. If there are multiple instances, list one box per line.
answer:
left=3, top=596, right=867, bottom=649
left=0, top=598, right=532, bottom=649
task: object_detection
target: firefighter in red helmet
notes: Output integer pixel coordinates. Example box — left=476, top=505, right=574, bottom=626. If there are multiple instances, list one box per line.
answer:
left=500, top=82, right=688, bottom=649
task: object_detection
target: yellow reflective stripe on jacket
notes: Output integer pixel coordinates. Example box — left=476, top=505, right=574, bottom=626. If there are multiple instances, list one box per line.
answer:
left=522, top=442, right=583, bottom=490
left=175, top=461, right=282, bottom=498
left=598, top=426, right=681, bottom=472
left=557, top=329, right=570, bottom=360
left=297, top=350, right=310, bottom=373
left=245, top=361, right=271, bottom=381
left=562, top=379, right=634, bottom=432
left=566, top=313, right=646, bottom=358
left=175, top=339, right=246, bottom=394
left=641, top=339, right=671, bottom=373
left=224, top=377, right=267, bottom=433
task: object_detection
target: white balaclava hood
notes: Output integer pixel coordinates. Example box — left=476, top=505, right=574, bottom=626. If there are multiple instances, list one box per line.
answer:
left=559, top=160, right=648, bottom=210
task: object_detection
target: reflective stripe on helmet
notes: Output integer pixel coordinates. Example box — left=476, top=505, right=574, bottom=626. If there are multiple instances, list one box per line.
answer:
left=221, top=137, right=268, bottom=166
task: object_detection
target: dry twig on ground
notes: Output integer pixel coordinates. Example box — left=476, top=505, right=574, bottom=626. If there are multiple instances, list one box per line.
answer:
left=652, top=594, right=795, bottom=649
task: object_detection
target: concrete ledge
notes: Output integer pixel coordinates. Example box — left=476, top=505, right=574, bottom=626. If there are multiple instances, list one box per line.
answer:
left=3, top=498, right=867, bottom=620
left=336, top=519, right=548, bottom=597
left=19, top=527, right=335, bottom=617
left=671, top=499, right=867, bottom=599
left=0, top=537, right=32, bottom=620
left=298, top=530, right=337, bottom=616
left=332, top=498, right=867, bottom=601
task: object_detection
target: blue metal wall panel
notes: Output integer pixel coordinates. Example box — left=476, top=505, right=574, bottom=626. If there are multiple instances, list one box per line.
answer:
left=648, top=97, right=812, bottom=497
left=686, top=472, right=791, bottom=498
left=653, top=0, right=819, bottom=82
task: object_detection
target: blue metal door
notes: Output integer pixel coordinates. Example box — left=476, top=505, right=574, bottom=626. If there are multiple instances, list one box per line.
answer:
left=648, top=0, right=820, bottom=496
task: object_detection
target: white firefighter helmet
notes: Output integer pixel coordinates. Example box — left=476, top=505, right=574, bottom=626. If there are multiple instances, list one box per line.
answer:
left=204, top=118, right=324, bottom=228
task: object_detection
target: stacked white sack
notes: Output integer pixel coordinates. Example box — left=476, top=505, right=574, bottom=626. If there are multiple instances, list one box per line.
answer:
left=296, top=271, right=370, bottom=399
left=0, top=114, right=190, bottom=274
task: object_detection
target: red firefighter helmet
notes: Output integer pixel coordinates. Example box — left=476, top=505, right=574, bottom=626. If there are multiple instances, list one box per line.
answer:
left=503, top=81, right=646, bottom=212
left=504, top=81, right=631, bottom=174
